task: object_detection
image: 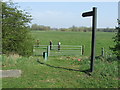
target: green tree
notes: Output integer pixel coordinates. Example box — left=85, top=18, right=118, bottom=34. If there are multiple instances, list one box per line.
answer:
left=2, top=1, right=34, bottom=56
left=112, top=19, right=120, bottom=59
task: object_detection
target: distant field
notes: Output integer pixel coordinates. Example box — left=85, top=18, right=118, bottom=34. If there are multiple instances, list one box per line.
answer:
left=31, top=31, right=115, bottom=56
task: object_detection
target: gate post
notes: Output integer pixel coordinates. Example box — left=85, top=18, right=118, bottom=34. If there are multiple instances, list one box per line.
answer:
left=47, top=45, right=50, bottom=57
left=82, top=45, right=85, bottom=55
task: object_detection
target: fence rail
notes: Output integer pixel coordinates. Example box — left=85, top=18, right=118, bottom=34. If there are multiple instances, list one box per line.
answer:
left=33, top=45, right=84, bottom=56
left=101, top=48, right=115, bottom=58
left=33, top=45, right=48, bottom=56
left=49, top=45, right=82, bottom=56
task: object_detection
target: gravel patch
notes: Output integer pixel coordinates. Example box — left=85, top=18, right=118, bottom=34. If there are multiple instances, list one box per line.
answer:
left=0, top=70, right=22, bottom=78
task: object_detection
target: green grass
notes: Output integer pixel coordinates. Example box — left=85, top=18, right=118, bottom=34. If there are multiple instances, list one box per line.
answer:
left=2, top=31, right=119, bottom=88
left=31, top=31, right=115, bottom=56
left=2, top=55, right=119, bottom=88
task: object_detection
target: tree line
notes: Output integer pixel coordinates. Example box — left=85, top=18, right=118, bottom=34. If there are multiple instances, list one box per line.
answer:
left=31, top=24, right=116, bottom=32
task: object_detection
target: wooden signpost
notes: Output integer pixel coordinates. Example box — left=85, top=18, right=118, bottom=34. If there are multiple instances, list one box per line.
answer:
left=82, top=7, right=97, bottom=72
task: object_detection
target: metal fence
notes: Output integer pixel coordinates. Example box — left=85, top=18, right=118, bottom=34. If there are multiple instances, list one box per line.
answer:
left=33, top=45, right=83, bottom=56
left=49, top=45, right=82, bottom=56
left=33, top=45, right=48, bottom=56
left=101, top=48, right=115, bottom=58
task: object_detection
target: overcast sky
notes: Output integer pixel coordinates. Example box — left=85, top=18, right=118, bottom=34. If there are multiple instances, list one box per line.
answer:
left=3, top=0, right=119, bottom=28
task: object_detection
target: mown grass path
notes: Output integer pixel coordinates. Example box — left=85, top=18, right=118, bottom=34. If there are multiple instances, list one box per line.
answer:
left=2, top=55, right=119, bottom=88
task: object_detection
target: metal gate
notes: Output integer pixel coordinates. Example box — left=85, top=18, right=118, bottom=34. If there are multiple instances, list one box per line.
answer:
left=33, top=45, right=83, bottom=56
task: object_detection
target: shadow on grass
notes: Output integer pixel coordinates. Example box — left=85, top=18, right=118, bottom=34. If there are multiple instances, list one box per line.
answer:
left=37, top=59, right=92, bottom=76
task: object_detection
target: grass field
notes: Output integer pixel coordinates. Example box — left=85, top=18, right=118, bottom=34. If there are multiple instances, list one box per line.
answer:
left=2, top=31, right=119, bottom=88
left=31, top=31, right=115, bottom=56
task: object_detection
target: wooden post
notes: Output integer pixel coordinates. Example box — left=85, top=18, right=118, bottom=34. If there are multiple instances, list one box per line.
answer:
left=102, top=48, right=105, bottom=57
left=82, top=45, right=85, bottom=55
left=90, top=7, right=97, bottom=72
left=82, top=7, right=97, bottom=72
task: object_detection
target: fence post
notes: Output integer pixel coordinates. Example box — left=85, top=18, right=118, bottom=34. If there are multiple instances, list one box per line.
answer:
left=33, top=45, right=36, bottom=56
left=106, top=52, right=107, bottom=59
left=43, top=52, right=48, bottom=60
left=47, top=45, right=50, bottom=57
left=33, top=46, right=34, bottom=56
left=82, top=45, right=85, bottom=55
left=101, top=47, right=104, bottom=57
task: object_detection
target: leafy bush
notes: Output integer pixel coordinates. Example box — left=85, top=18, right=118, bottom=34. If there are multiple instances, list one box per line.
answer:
left=111, top=19, right=120, bottom=59
left=2, top=1, right=34, bottom=56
